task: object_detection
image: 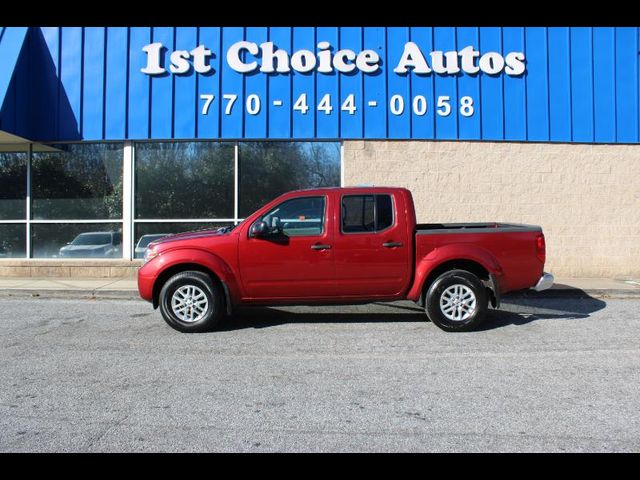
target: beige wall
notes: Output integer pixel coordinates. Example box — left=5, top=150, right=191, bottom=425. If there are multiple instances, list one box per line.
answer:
left=0, top=260, right=142, bottom=278
left=343, top=140, right=640, bottom=278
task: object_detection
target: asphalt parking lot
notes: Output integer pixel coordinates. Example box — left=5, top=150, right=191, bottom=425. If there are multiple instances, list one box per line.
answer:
left=0, top=294, right=638, bottom=452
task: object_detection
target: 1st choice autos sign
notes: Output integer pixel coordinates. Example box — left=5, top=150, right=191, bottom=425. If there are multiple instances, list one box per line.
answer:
left=140, top=39, right=525, bottom=120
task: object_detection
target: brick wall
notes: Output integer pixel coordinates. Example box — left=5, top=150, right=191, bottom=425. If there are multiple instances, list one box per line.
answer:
left=343, top=140, right=640, bottom=278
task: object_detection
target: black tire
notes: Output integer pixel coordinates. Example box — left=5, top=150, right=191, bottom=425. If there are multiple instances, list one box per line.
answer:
left=424, top=269, right=488, bottom=332
left=158, top=271, right=224, bottom=333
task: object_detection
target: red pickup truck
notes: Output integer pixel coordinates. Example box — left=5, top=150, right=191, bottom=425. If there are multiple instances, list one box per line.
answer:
left=138, top=187, right=553, bottom=332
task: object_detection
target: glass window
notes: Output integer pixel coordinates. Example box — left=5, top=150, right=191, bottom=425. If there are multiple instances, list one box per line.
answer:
left=31, top=143, right=123, bottom=220
left=135, top=141, right=234, bottom=219
left=376, top=195, right=394, bottom=230
left=342, top=195, right=394, bottom=233
left=239, top=142, right=340, bottom=218
left=260, top=196, right=325, bottom=237
left=0, top=145, right=27, bottom=220
left=0, top=224, right=26, bottom=258
left=342, top=195, right=375, bottom=232
left=133, top=222, right=232, bottom=258
left=31, top=223, right=123, bottom=258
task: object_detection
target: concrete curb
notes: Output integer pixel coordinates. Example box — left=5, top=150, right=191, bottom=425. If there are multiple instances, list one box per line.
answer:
left=0, top=290, right=142, bottom=300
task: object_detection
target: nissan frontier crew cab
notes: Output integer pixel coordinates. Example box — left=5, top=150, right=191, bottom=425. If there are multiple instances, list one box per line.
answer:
left=137, top=187, right=553, bottom=332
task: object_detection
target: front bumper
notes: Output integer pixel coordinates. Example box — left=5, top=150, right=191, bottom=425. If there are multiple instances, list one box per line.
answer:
left=137, top=263, right=156, bottom=303
left=532, top=272, right=554, bottom=292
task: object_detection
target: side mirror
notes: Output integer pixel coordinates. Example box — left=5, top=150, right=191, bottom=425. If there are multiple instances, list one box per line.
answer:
left=249, top=220, right=270, bottom=237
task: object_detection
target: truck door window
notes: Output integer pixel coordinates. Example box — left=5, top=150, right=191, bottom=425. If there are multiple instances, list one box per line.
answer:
left=342, top=194, right=394, bottom=233
left=342, top=196, right=375, bottom=232
left=376, top=195, right=393, bottom=230
left=261, top=196, right=325, bottom=237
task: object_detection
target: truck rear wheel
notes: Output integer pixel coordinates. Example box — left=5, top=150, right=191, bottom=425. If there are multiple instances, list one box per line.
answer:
left=158, top=271, right=224, bottom=333
left=425, top=269, right=488, bottom=332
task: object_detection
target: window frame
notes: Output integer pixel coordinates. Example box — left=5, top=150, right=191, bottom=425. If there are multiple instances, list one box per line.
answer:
left=340, top=193, right=396, bottom=235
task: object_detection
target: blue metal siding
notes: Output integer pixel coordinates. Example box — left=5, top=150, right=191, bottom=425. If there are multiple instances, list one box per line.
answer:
left=570, top=27, right=595, bottom=142
left=616, top=27, right=639, bottom=142
left=548, top=27, right=572, bottom=142
left=386, top=27, right=411, bottom=139
left=409, top=27, right=434, bottom=139
left=59, top=27, right=83, bottom=140
left=2, top=26, right=640, bottom=144
left=267, top=27, right=291, bottom=138
left=593, top=27, right=616, bottom=143
left=525, top=27, right=550, bottom=142
left=128, top=27, right=150, bottom=139
left=291, top=27, right=315, bottom=138
left=479, top=27, right=504, bottom=140
left=433, top=27, right=458, bottom=139
left=173, top=27, right=197, bottom=139
left=457, top=27, right=481, bottom=140
left=503, top=27, right=526, bottom=140
left=149, top=27, right=173, bottom=139
left=0, top=26, right=29, bottom=136
left=220, top=27, right=244, bottom=138
left=104, top=27, right=127, bottom=139
left=363, top=27, right=387, bottom=139
left=196, top=27, right=221, bottom=139
left=82, top=27, right=105, bottom=140
left=315, top=27, right=338, bottom=139
left=339, top=27, right=363, bottom=138
left=244, top=26, right=268, bottom=139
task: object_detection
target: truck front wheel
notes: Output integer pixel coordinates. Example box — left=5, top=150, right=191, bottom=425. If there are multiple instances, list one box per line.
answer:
left=158, top=271, right=224, bottom=333
left=425, top=269, right=488, bottom=332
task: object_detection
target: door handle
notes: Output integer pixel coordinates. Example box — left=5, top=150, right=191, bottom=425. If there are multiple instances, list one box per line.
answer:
left=382, top=241, right=403, bottom=248
left=311, top=244, right=332, bottom=250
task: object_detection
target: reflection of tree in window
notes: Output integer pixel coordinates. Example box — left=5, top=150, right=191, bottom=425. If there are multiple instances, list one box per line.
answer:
left=0, top=224, right=25, bottom=258
left=0, top=150, right=27, bottom=220
left=31, top=143, right=123, bottom=220
left=135, top=142, right=234, bottom=219
left=239, top=142, right=340, bottom=218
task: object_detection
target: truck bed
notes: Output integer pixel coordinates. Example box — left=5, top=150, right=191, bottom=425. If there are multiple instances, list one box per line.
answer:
left=416, top=222, right=542, bottom=235
left=413, top=222, right=544, bottom=293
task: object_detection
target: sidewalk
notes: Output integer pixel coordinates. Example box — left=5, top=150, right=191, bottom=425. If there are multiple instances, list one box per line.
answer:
left=0, top=277, right=138, bottom=299
left=0, top=276, right=639, bottom=300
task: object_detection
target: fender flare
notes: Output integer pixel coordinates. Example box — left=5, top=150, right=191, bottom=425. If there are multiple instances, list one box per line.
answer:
left=150, top=248, right=241, bottom=313
left=407, top=243, right=503, bottom=303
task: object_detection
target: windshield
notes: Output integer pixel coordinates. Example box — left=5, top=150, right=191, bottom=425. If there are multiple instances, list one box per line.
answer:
left=137, top=234, right=168, bottom=248
left=71, top=233, right=112, bottom=246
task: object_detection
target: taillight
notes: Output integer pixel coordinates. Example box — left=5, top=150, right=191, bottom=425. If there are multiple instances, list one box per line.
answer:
left=536, top=233, right=546, bottom=263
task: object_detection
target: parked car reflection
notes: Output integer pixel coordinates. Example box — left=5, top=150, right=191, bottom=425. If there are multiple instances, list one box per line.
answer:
left=134, top=233, right=170, bottom=259
left=59, top=231, right=122, bottom=258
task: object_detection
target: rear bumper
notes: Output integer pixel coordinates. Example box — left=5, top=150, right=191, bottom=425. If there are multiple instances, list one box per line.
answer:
left=532, top=272, right=554, bottom=292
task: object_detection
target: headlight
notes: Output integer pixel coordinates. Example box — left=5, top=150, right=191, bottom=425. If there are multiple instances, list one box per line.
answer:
left=144, top=245, right=160, bottom=263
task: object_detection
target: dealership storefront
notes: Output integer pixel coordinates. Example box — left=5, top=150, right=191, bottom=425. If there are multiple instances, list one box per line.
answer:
left=1, top=26, right=639, bottom=277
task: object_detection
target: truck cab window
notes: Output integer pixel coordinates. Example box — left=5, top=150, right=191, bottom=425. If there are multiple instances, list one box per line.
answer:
left=376, top=195, right=393, bottom=230
left=261, top=196, right=325, bottom=237
left=342, top=194, right=394, bottom=233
